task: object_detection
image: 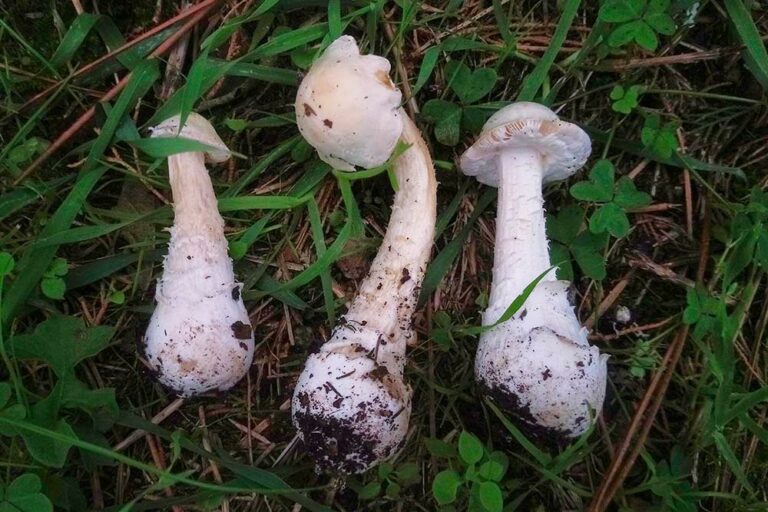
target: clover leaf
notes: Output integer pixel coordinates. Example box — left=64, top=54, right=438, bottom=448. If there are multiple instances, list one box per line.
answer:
left=600, top=0, right=677, bottom=51
left=0, top=473, right=53, bottom=512
left=548, top=205, right=609, bottom=280
left=570, top=160, right=651, bottom=238
left=610, top=85, right=643, bottom=114
left=641, top=114, right=679, bottom=158
left=422, top=62, right=496, bottom=146
left=445, top=61, right=497, bottom=104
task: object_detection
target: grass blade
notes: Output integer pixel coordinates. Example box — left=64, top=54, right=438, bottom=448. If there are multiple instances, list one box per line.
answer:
left=516, top=0, right=581, bottom=102
left=724, top=0, right=768, bottom=90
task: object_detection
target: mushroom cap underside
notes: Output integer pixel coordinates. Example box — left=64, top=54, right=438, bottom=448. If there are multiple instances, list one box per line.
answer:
left=459, top=101, right=591, bottom=187
left=295, top=35, right=403, bottom=171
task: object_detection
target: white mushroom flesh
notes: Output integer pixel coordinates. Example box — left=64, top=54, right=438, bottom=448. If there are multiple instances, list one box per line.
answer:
left=292, top=37, right=436, bottom=474
left=143, top=113, right=255, bottom=397
left=460, top=102, right=607, bottom=440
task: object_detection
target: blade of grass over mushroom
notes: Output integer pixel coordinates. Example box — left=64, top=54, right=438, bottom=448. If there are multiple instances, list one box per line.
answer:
left=516, top=0, right=581, bottom=102
left=2, top=166, right=107, bottom=324
left=723, top=0, right=768, bottom=90
left=336, top=177, right=364, bottom=237
left=485, top=400, right=551, bottom=466
left=418, top=188, right=496, bottom=306
left=457, top=267, right=557, bottom=336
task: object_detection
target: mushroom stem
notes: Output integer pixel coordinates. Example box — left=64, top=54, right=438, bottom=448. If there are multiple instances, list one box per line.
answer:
left=344, top=112, right=436, bottom=345
left=166, top=151, right=227, bottom=262
left=488, top=148, right=554, bottom=321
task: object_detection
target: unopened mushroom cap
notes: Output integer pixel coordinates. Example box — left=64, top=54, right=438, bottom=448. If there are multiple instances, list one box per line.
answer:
left=295, top=35, right=403, bottom=171
left=459, top=102, right=591, bottom=187
left=151, top=112, right=230, bottom=163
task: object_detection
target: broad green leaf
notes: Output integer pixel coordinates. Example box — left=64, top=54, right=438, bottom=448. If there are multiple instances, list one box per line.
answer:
left=9, top=316, right=114, bottom=377
left=462, top=106, right=492, bottom=134
left=633, top=21, right=659, bottom=50
left=423, top=99, right=463, bottom=146
left=21, top=417, right=76, bottom=468
left=40, top=277, right=65, bottom=300
left=599, top=0, right=643, bottom=22
left=458, top=431, right=484, bottom=465
left=445, top=62, right=497, bottom=104
left=357, top=482, right=381, bottom=500
left=570, top=160, right=615, bottom=202
left=614, top=177, right=651, bottom=208
left=547, top=205, right=584, bottom=244
left=572, top=232, right=608, bottom=280
left=425, top=437, right=457, bottom=458
left=432, top=470, right=462, bottom=505
left=550, top=242, right=574, bottom=281
left=590, top=203, right=630, bottom=237
left=396, top=462, right=420, bottom=483
left=0, top=253, right=15, bottom=276
left=723, top=228, right=759, bottom=289
left=1, top=473, right=53, bottom=512
left=645, top=13, right=676, bottom=35
left=608, top=20, right=642, bottom=47
left=478, top=481, right=503, bottom=512
left=478, top=459, right=506, bottom=482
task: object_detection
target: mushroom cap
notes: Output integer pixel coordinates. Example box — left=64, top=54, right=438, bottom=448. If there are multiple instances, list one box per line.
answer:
left=151, top=112, right=231, bottom=163
left=459, top=102, right=591, bottom=187
left=295, top=35, right=403, bottom=171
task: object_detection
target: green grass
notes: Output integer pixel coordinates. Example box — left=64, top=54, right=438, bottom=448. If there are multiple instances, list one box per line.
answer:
left=1, top=0, right=768, bottom=511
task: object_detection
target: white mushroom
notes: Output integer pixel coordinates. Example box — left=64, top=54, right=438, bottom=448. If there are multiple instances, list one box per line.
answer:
left=143, top=113, right=254, bottom=397
left=291, top=36, right=436, bottom=474
left=459, top=102, right=608, bottom=440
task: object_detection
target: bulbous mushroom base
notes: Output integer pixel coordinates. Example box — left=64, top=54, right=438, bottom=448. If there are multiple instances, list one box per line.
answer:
left=476, top=282, right=607, bottom=440
left=144, top=287, right=254, bottom=397
left=292, top=325, right=411, bottom=474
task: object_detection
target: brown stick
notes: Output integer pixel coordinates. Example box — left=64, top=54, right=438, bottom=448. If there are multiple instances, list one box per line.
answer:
left=14, top=0, right=222, bottom=185
left=588, top=326, right=689, bottom=511
left=18, top=0, right=219, bottom=113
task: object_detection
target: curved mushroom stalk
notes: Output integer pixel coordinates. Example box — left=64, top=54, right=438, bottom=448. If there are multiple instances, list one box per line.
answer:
left=143, top=113, right=254, bottom=397
left=291, top=37, right=436, bottom=474
left=460, top=102, right=607, bottom=440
